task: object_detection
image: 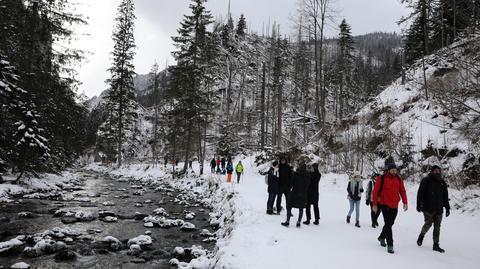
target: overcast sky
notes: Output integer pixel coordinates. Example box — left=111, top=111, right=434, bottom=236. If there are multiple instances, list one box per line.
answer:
left=73, top=0, right=410, bottom=98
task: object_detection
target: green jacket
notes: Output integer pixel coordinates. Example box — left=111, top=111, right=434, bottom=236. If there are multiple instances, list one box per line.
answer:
left=235, top=163, right=244, bottom=173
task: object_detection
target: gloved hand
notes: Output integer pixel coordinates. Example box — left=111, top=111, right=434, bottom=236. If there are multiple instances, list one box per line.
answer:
left=366, top=200, right=370, bottom=206
left=416, top=205, right=422, bottom=212
left=446, top=209, right=450, bottom=217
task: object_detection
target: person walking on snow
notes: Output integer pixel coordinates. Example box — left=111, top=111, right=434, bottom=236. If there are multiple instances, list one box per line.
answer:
left=226, top=160, right=234, bottom=183
left=215, top=157, right=221, bottom=171
left=366, top=172, right=382, bottom=228
left=221, top=157, right=226, bottom=174
left=416, top=165, right=450, bottom=253
left=266, top=161, right=280, bottom=215
left=347, top=172, right=364, bottom=228
left=372, top=158, right=408, bottom=254
left=235, top=161, right=244, bottom=183
left=304, top=163, right=321, bottom=225
left=276, top=157, right=293, bottom=214
left=210, top=157, right=216, bottom=173
left=281, top=161, right=310, bottom=228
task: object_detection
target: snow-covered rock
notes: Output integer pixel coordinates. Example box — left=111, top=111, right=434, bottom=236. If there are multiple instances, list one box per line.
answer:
left=180, top=222, right=196, bottom=231
left=10, top=262, right=30, bottom=269
left=0, top=237, right=24, bottom=255
left=127, top=235, right=152, bottom=247
left=101, top=236, right=122, bottom=251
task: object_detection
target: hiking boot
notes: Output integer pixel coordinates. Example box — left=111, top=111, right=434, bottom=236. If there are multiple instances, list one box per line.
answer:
left=281, top=221, right=289, bottom=227
left=433, top=244, right=445, bottom=253
left=266, top=210, right=273, bottom=215
left=303, top=220, right=310, bottom=225
left=387, top=245, right=395, bottom=254
left=417, top=234, right=424, bottom=246
left=313, top=220, right=319, bottom=225
left=346, top=216, right=351, bottom=223
left=296, top=222, right=301, bottom=228
left=378, top=237, right=386, bottom=247
left=371, top=223, right=376, bottom=228
left=355, top=221, right=361, bottom=228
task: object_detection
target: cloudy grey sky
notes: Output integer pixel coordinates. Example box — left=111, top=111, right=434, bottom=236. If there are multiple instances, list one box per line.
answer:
left=73, top=0, right=410, bottom=98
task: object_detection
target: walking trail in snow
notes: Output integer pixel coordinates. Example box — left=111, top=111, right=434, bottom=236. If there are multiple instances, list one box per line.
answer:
left=215, top=157, right=480, bottom=269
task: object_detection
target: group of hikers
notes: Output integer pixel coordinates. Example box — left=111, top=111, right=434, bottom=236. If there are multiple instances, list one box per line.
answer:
left=266, top=156, right=451, bottom=254
left=210, top=156, right=244, bottom=183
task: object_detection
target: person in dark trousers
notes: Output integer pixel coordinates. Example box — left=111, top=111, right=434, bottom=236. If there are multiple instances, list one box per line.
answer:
left=266, top=161, right=280, bottom=215
left=304, top=163, right=321, bottom=225
left=235, top=161, right=244, bottom=183
left=281, top=161, right=310, bottom=228
left=347, top=173, right=364, bottom=228
left=372, top=158, right=408, bottom=254
left=416, top=165, right=450, bottom=253
left=276, top=157, right=293, bottom=214
left=221, top=157, right=226, bottom=174
left=366, top=172, right=381, bottom=228
left=210, top=158, right=216, bottom=173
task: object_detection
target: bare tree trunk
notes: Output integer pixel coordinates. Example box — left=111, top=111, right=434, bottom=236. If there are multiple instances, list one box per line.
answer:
left=277, top=81, right=282, bottom=150
left=260, top=63, right=266, bottom=150
left=117, top=87, right=123, bottom=168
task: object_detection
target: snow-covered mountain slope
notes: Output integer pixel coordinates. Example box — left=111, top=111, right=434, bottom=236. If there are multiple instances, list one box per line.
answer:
left=326, top=35, right=480, bottom=185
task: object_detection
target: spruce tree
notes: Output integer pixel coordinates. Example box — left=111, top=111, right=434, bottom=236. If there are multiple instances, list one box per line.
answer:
left=101, top=0, right=138, bottom=167
left=337, top=19, right=355, bottom=119
left=168, top=0, right=214, bottom=172
left=236, top=14, right=247, bottom=38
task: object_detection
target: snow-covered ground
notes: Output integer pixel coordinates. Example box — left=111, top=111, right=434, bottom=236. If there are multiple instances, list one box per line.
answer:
left=214, top=156, right=480, bottom=269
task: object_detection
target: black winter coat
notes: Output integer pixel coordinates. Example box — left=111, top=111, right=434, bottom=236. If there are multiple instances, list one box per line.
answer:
left=267, top=167, right=279, bottom=194
left=278, top=164, right=293, bottom=192
left=307, top=169, right=321, bottom=204
left=287, top=168, right=311, bottom=208
left=417, top=174, right=450, bottom=214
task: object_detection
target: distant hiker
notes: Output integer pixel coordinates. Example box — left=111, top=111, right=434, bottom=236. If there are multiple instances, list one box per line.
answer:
left=416, top=165, right=450, bottom=253
left=189, top=160, right=193, bottom=169
left=346, top=172, right=364, bottom=228
left=372, top=158, right=408, bottom=254
left=281, top=161, right=310, bottom=228
left=164, top=156, right=168, bottom=168
left=304, top=163, right=321, bottom=225
left=221, top=157, right=226, bottom=174
left=210, top=158, right=216, bottom=173
left=366, top=172, right=381, bottom=228
left=267, top=161, right=280, bottom=215
left=216, top=157, right=221, bottom=170
left=235, top=161, right=244, bottom=183
left=276, top=157, right=293, bottom=214
left=226, top=160, right=234, bottom=183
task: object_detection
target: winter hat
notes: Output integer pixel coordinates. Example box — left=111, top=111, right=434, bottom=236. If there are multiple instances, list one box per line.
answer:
left=384, top=156, right=397, bottom=170
left=430, top=165, right=441, bottom=172
left=272, top=161, right=279, bottom=167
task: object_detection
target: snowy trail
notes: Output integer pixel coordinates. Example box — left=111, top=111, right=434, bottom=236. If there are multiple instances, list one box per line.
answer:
left=216, top=159, right=480, bottom=269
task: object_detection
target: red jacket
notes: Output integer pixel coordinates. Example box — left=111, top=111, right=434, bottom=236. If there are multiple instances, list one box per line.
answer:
left=372, top=173, right=408, bottom=209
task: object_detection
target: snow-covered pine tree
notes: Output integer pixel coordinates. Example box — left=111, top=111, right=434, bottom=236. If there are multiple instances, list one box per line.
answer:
left=336, top=19, right=356, bottom=120
left=101, top=0, right=138, bottom=167
left=236, top=14, right=247, bottom=38
left=167, top=0, right=215, bottom=172
left=0, top=56, right=50, bottom=181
